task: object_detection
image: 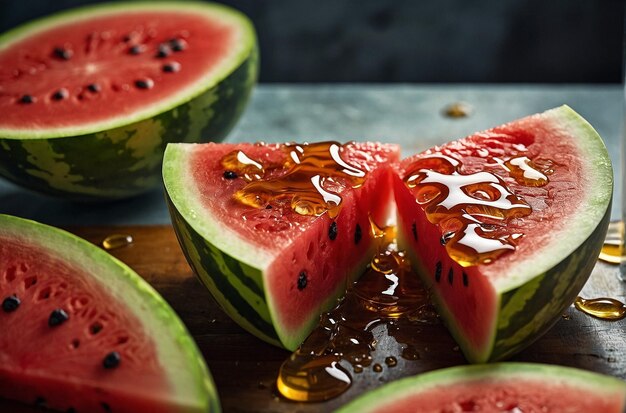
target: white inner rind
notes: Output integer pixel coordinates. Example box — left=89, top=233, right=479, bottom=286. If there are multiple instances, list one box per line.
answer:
left=489, top=105, right=613, bottom=293
left=0, top=214, right=216, bottom=411
left=0, top=2, right=256, bottom=139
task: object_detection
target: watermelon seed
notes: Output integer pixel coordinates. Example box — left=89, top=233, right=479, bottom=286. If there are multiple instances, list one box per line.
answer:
left=34, top=396, right=47, bottom=409
left=297, top=271, right=308, bottom=290
left=462, top=271, right=469, bottom=287
left=101, top=402, right=112, bottom=412
left=328, top=221, right=338, bottom=240
left=265, top=204, right=273, bottom=209
left=103, top=351, right=121, bottom=369
left=169, top=37, right=187, bottom=51
left=128, top=44, right=145, bottom=55
left=135, top=78, right=154, bottom=90
left=354, top=224, right=362, bottom=244
left=411, top=222, right=418, bottom=241
left=435, top=261, right=442, bottom=282
left=20, top=94, right=35, bottom=104
left=440, top=231, right=454, bottom=245
left=156, top=43, right=171, bottom=58
left=53, top=46, right=73, bottom=60
left=448, top=268, right=454, bottom=285
left=90, top=322, right=103, bottom=335
left=52, top=88, right=69, bottom=101
left=71, top=339, right=80, bottom=349
left=49, top=308, right=69, bottom=327
left=162, top=61, right=181, bottom=73
left=223, top=170, right=237, bottom=179
left=87, top=83, right=101, bottom=93
left=2, top=295, right=20, bottom=312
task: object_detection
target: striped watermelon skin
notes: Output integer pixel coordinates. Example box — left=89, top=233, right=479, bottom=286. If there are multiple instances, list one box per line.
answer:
left=166, top=193, right=282, bottom=347
left=394, top=106, right=613, bottom=363
left=0, top=51, right=257, bottom=201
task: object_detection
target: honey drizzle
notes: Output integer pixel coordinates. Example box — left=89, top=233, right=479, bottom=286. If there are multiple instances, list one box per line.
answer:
left=404, top=154, right=533, bottom=266
left=221, top=142, right=366, bottom=218
left=276, top=221, right=436, bottom=402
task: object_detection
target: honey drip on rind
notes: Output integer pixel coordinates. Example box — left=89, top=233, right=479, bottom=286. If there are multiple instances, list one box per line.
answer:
left=404, top=154, right=534, bottom=266
left=574, top=297, right=626, bottom=320
left=221, top=142, right=366, bottom=218
left=276, top=220, right=436, bottom=402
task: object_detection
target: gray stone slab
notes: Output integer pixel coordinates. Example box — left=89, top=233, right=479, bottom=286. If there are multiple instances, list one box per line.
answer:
left=0, top=84, right=622, bottom=226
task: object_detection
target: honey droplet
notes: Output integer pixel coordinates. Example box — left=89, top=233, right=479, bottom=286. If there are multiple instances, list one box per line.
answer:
left=276, top=354, right=351, bottom=402
left=574, top=296, right=626, bottom=320
left=101, top=234, right=133, bottom=250
left=443, top=102, right=472, bottom=118
left=384, top=356, right=397, bottom=367
left=372, top=363, right=383, bottom=373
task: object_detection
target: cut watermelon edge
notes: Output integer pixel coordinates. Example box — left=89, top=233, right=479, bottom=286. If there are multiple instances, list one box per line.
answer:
left=0, top=1, right=257, bottom=139
left=0, top=214, right=219, bottom=411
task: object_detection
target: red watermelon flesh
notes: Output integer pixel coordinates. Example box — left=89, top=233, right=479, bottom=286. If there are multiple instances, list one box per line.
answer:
left=336, top=363, right=626, bottom=413
left=164, top=141, right=400, bottom=350
left=0, top=4, right=243, bottom=132
left=393, top=106, right=612, bottom=362
left=0, top=215, right=218, bottom=412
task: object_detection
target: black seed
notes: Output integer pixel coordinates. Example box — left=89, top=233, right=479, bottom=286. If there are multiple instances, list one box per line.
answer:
left=223, top=170, right=237, bottom=179
left=354, top=224, right=362, bottom=245
left=87, top=83, right=101, bottom=93
left=101, top=402, right=111, bottom=412
left=134, top=78, right=154, bottom=89
left=129, top=44, right=145, bottom=55
left=265, top=204, right=272, bottom=209
left=53, top=46, right=72, bottom=60
left=162, top=61, right=181, bottom=73
left=411, top=222, right=418, bottom=241
left=297, top=271, right=308, bottom=291
left=103, top=351, right=121, bottom=369
left=90, top=322, right=103, bottom=334
left=462, top=271, right=469, bottom=287
left=440, top=231, right=454, bottom=245
left=448, top=268, right=454, bottom=285
left=435, top=261, right=442, bottom=282
left=34, top=396, right=46, bottom=409
left=2, top=295, right=20, bottom=312
left=156, top=43, right=171, bottom=58
left=49, top=308, right=69, bottom=327
left=169, top=37, right=186, bottom=51
left=328, top=221, right=338, bottom=240
left=52, top=88, right=69, bottom=101
left=20, top=94, right=35, bottom=104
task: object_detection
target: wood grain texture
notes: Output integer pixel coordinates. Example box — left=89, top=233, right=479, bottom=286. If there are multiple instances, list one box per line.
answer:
left=2, top=225, right=625, bottom=412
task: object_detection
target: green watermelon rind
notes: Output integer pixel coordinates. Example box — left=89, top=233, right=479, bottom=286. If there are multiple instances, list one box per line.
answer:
left=397, top=105, right=613, bottom=363
left=0, top=214, right=220, bottom=412
left=0, top=1, right=257, bottom=139
left=334, top=363, right=626, bottom=413
left=0, top=2, right=258, bottom=200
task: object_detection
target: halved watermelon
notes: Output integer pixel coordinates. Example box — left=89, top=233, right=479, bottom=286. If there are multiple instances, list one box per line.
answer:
left=394, top=105, right=613, bottom=362
left=0, top=2, right=257, bottom=200
left=336, top=363, right=626, bottom=413
left=163, top=141, right=400, bottom=350
left=0, top=214, right=219, bottom=412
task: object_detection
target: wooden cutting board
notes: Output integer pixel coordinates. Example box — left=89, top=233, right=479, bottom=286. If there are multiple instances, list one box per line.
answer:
left=2, top=225, right=626, bottom=412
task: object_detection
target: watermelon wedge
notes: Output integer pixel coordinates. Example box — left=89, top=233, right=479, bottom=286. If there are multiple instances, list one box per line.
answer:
left=0, top=2, right=257, bottom=200
left=335, top=363, right=626, bottom=413
left=0, top=214, right=219, bottom=412
left=163, top=141, right=400, bottom=350
left=394, top=105, right=613, bottom=362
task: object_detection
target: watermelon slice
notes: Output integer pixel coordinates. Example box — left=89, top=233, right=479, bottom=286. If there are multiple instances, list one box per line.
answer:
left=163, top=141, right=400, bottom=350
left=0, top=214, right=219, bottom=412
left=0, top=2, right=257, bottom=200
left=335, top=363, right=626, bottom=413
left=394, top=105, right=613, bottom=362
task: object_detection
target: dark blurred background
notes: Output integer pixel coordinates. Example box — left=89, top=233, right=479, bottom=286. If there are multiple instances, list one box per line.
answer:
left=1, top=0, right=623, bottom=83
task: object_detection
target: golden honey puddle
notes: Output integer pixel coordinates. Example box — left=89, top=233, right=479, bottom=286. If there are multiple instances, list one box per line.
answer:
left=221, top=141, right=366, bottom=219
left=574, top=297, right=626, bottom=321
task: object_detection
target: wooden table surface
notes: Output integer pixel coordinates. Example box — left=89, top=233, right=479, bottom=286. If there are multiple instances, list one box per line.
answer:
left=2, top=224, right=626, bottom=412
